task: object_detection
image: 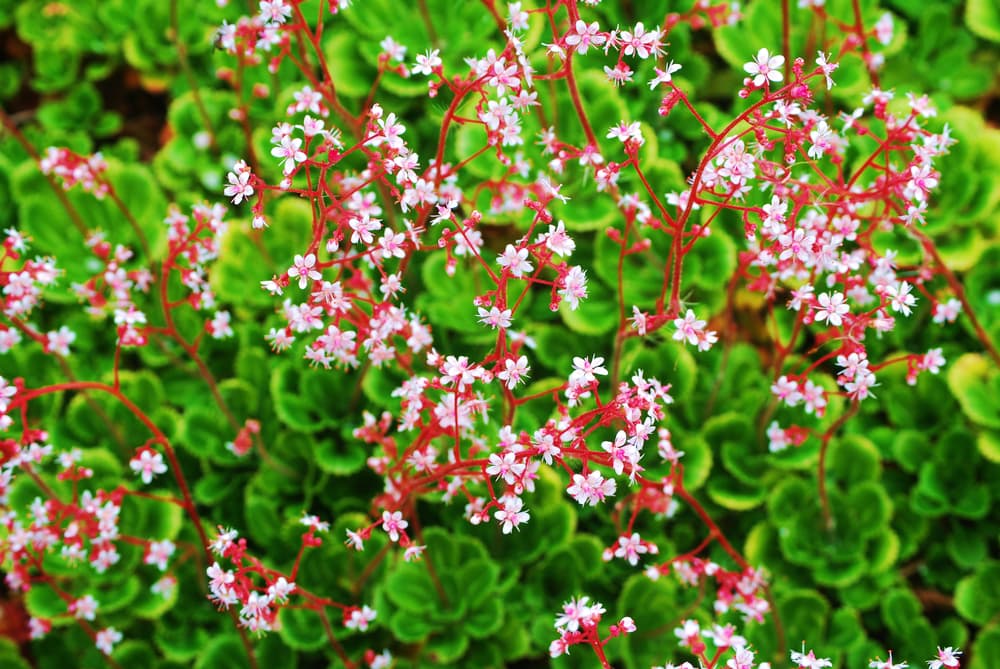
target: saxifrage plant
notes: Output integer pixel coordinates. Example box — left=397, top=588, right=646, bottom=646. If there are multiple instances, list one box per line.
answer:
left=1, top=1, right=999, bottom=668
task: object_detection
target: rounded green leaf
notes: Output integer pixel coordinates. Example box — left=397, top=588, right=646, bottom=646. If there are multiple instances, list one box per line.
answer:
left=966, top=0, right=1000, bottom=42
left=955, top=561, right=1000, bottom=625
left=947, top=354, right=1000, bottom=429
left=193, top=635, right=249, bottom=669
left=278, top=607, right=328, bottom=651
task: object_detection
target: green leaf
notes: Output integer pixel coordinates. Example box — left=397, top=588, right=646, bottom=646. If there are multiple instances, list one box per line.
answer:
left=868, top=529, right=900, bottom=574
left=778, top=590, right=830, bottom=650
left=881, top=588, right=922, bottom=636
left=707, top=476, right=766, bottom=510
left=456, top=560, right=500, bottom=610
left=120, top=495, right=184, bottom=542
left=812, top=557, right=868, bottom=588
left=99, top=575, right=142, bottom=614
left=828, top=434, right=882, bottom=487
left=680, top=435, right=713, bottom=491
left=278, top=607, right=328, bottom=651
left=768, top=477, right=811, bottom=526
left=558, top=281, right=618, bottom=335
left=244, top=492, right=282, bottom=546
left=617, top=574, right=679, bottom=669
left=846, top=481, right=893, bottom=538
left=972, top=625, right=1000, bottom=669
left=553, top=189, right=621, bottom=232
left=978, top=430, right=1000, bottom=464
left=386, top=565, right=439, bottom=613
left=321, top=31, right=376, bottom=98
left=25, top=583, right=69, bottom=625
left=193, top=635, right=249, bottom=669
left=193, top=472, right=241, bottom=506
left=493, top=501, right=575, bottom=565
left=465, top=598, right=504, bottom=640
left=390, top=609, right=434, bottom=642
left=892, top=430, right=931, bottom=473
left=947, top=354, right=1000, bottom=429
left=132, top=579, right=179, bottom=620
left=270, top=361, right=346, bottom=432
left=0, top=639, right=31, bottom=669
left=828, top=608, right=865, bottom=649
left=426, top=630, right=471, bottom=663
left=155, top=621, right=209, bottom=662
left=966, top=0, right=1000, bottom=42
left=621, top=339, right=698, bottom=402
left=112, top=641, right=156, bottom=667
left=946, top=523, right=988, bottom=569
left=178, top=405, right=236, bottom=464
left=955, top=561, right=1000, bottom=625
left=314, top=437, right=367, bottom=475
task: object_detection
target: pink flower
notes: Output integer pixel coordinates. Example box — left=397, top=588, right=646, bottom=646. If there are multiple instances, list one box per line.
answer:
left=928, top=647, right=962, bottom=669
left=208, top=311, right=234, bottom=339
left=869, top=651, right=908, bottom=669
left=381, top=510, right=408, bottom=542
left=559, top=266, right=588, bottom=310
left=494, top=495, right=530, bottom=533
left=129, top=449, right=167, bottom=485
left=791, top=647, right=833, bottom=669
left=932, top=298, right=961, bottom=324
left=28, top=618, right=51, bottom=640
left=613, top=533, right=649, bottom=566
left=497, top=355, right=530, bottom=389
left=814, top=292, right=849, bottom=327
left=497, top=244, right=533, bottom=277
left=271, top=135, right=307, bottom=174
left=412, top=49, right=441, bottom=76
left=69, top=595, right=99, bottom=621
left=344, top=605, right=377, bottom=631
left=95, top=627, right=122, bottom=655
left=565, top=20, right=607, bottom=55
left=144, top=540, right=176, bottom=571
left=288, top=253, right=321, bottom=289
left=744, top=48, right=785, bottom=86
left=45, top=326, right=76, bottom=356
left=486, top=451, right=526, bottom=484
left=567, top=471, right=616, bottom=506
left=224, top=167, right=254, bottom=205
left=478, top=306, right=512, bottom=330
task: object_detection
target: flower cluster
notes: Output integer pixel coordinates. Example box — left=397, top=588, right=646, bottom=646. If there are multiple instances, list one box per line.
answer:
left=0, top=407, right=177, bottom=657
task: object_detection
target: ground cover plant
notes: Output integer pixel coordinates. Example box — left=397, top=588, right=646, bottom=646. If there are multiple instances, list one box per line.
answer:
left=1, top=0, right=999, bottom=668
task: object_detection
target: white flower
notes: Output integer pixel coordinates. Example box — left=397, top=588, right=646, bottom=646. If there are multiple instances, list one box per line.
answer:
left=345, top=605, right=377, bottom=631
left=497, top=355, right=530, bottom=389
left=565, top=20, right=606, bottom=55
left=288, top=253, right=322, bottom=289
left=478, top=306, right=513, bottom=330
left=224, top=168, right=254, bottom=204
left=95, top=627, right=122, bottom=655
left=814, top=292, right=849, bottom=327
left=129, top=450, right=167, bottom=485
left=649, top=61, right=682, bottom=89
left=497, top=244, right=533, bottom=277
left=744, top=48, right=785, bottom=87
left=494, top=495, right=530, bottom=533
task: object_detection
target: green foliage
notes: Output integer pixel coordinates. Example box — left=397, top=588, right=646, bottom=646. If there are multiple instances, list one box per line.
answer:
left=382, top=529, right=510, bottom=665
